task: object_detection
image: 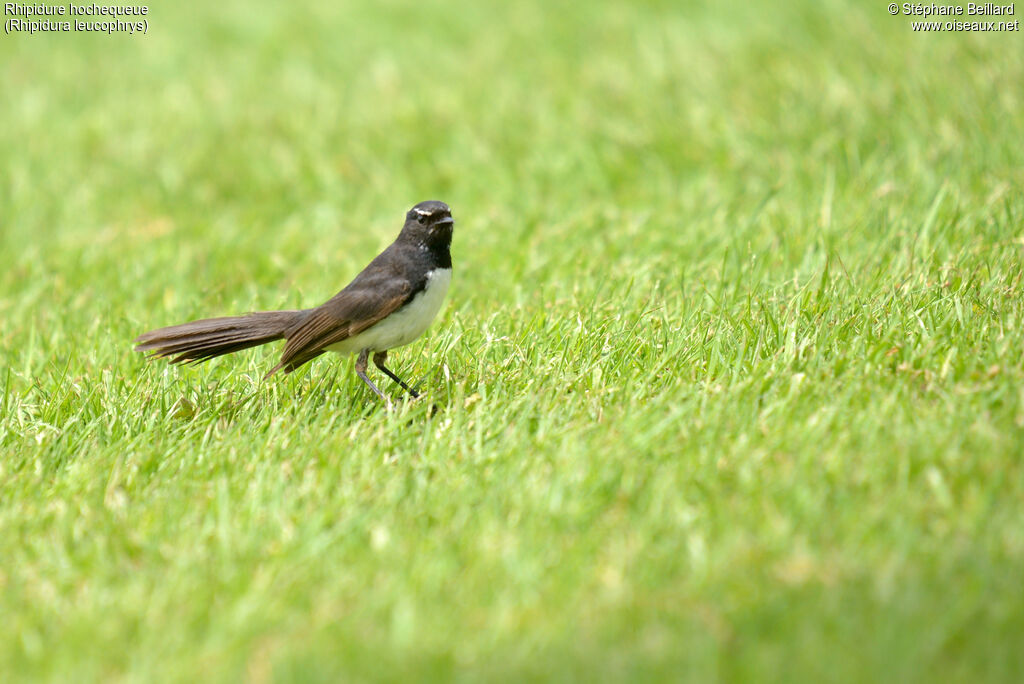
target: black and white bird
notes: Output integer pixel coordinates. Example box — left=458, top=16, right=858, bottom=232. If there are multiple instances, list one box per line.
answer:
left=135, top=200, right=454, bottom=405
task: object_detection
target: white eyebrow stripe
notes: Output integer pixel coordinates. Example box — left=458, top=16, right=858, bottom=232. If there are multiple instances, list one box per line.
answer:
left=414, top=208, right=431, bottom=215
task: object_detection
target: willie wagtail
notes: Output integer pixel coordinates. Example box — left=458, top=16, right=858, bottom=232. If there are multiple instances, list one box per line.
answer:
left=135, top=200, right=454, bottom=405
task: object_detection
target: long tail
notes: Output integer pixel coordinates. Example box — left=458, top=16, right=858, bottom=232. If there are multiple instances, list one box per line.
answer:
left=134, top=310, right=305, bottom=364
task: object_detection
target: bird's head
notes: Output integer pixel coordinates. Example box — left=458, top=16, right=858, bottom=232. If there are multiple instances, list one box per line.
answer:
left=403, top=200, right=454, bottom=246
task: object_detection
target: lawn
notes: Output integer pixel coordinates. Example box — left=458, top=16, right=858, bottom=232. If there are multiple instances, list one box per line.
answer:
left=2, top=0, right=1023, bottom=681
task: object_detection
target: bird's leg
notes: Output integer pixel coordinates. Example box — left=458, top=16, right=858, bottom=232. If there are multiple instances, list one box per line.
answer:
left=355, top=349, right=391, bottom=408
left=372, top=351, right=420, bottom=399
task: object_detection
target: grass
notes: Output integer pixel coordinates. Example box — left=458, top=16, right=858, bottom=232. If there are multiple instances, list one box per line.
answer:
left=2, top=0, right=1024, bottom=681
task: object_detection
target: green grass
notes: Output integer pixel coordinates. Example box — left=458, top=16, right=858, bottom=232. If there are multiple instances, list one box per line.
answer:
left=3, top=0, right=1024, bottom=681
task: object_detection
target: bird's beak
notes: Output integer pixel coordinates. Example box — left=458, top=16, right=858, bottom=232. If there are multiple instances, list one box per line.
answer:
left=435, top=216, right=454, bottom=227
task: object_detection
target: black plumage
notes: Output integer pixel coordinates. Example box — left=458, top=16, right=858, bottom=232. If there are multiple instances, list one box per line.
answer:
left=135, top=200, right=454, bottom=403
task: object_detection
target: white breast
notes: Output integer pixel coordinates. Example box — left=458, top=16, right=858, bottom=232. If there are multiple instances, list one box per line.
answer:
left=326, top=268, right=452, bottom=356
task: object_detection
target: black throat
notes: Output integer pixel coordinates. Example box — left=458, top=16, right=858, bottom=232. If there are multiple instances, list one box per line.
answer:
left=397, top=220, right=453, bottom=270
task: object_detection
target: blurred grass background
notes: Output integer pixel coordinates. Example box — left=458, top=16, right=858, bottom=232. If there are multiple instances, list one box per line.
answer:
left=2, top=0, right=1024, bottom=681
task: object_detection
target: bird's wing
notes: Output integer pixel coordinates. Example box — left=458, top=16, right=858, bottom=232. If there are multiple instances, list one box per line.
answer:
left=267, top=274, right=412, bottom=375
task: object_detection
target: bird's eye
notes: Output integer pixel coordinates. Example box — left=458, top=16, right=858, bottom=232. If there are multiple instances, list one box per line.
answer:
left=417, top=213, right=428, bottom=224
